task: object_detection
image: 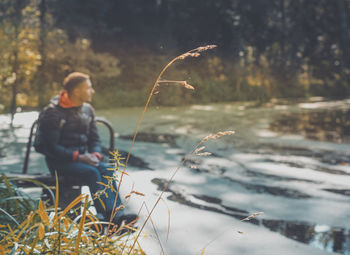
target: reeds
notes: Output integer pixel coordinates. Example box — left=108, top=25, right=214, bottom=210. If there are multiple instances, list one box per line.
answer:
left=104, top=45, right=219, bottom=249
left=122, top=45, right=218, bottom=172
left=0, top=162, right=143, bottom=254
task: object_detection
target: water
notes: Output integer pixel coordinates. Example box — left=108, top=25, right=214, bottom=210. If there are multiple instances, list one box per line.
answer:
left=1, top=98, right=350, bottom=254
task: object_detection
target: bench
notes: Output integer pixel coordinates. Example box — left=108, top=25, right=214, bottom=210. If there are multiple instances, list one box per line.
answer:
left=19, top=117, right=115, bottom=209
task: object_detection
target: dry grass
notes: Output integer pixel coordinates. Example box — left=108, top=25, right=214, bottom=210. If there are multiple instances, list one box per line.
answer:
left=0, top=158, right=144, bottom=254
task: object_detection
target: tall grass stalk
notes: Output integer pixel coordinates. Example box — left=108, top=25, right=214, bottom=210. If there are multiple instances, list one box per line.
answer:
left=128, top=131, right=234, bottom=253
left=197, top=211, right=264, bottom=253
left=100, top=46, right=238, bottom=253
left=0, top=207, right=19, bottom=226
left=75, top=195, right=89, bottom=253
left=106, top=45, right=217, bottom=237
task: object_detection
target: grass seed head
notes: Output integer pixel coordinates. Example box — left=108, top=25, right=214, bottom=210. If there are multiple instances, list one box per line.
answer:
left=194, top=146, right=206, bottom=154
left=126, top=190, right=146, bottom=199
left=158, top=80, right=195, bottom=90
left=242, top=212, right=264, bottom=221
left=132, top=191, right=145, bottom=196
left=182, top=81, right=195, bottom=90
left=196, top=152, right=212, bottom=156
left=202, top=130, right=235, bottom=142
left=193, top=45, right=217, bottom=53
left=115, top=205, right=126, bottom=212
left=178, top=45, right=217, bottom=60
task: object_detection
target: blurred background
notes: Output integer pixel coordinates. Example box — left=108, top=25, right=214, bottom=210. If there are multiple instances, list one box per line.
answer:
left=1, top=0, right=350, bottom=114
left=1, top=2, right=350, bottom=254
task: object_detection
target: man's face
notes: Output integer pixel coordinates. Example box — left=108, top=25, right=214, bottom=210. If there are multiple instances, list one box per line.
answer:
left=73, top=79, right=95, bottom=103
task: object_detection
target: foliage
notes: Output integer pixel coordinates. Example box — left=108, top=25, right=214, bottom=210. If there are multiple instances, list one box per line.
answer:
left=0, top=1, right=350, bottom=112
left=0, top=175, right=38, bottom=226
left=0, top=0, right=41, bottom=111
left=51, top=0, right=350, bottom=97
left=41, top=32, right=121, bottom=106
left=0, top=156, right=143, bottom=255
left=0, top=0, right=121, bottom=112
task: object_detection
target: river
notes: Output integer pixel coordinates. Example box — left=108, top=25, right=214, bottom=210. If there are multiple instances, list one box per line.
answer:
left=1, top=98, right=350, bottom=255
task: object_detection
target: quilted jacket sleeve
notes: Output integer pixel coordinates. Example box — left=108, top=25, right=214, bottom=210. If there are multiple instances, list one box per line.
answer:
left=87, top=105, right=102, bottom=154
left=40, top=107, right=76, bottom=161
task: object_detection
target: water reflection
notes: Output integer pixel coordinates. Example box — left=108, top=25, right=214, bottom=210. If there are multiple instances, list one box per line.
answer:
left=270, top=109, right=350, bottom=143
left=2, top=102, right=350, bottom=254
left=152, top=178, right=350, bottom=254
left=262, top=220, right=350, bottom=254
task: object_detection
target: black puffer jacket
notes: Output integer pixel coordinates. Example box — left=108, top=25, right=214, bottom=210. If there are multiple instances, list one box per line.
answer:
left=40, top=95, right=101, bottom=162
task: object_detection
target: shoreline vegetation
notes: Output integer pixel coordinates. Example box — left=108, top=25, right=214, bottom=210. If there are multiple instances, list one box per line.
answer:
left=1, top=43, right=348, bottom=113
left=1, top=41, right=348, bottom=114
left=1, top=1, right=350, bottom=114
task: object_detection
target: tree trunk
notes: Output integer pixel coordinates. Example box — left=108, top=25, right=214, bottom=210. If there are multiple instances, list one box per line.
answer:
left=280, top=0, right=287, bottom=73
left=10, top=50, right=19, bottom=123
left=337, top=0, right=349, bottom=68
left=37, top=0, right=48, bottom=107
left=10, top=0, right=23, bottom=123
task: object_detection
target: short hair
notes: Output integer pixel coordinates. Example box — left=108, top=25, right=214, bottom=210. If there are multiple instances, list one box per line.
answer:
left=63, top=72, right=90, bottom=94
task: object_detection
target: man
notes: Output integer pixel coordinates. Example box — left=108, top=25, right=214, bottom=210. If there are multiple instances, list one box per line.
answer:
left=40, top=72, right=136, bottom=227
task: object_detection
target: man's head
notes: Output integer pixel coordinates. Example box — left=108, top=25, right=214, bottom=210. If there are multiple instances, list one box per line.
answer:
left=63, top=72, right=95, bottom=104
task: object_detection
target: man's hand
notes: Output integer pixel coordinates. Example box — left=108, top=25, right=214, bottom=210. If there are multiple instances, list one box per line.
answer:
left=78, top=153, right=100, bottom=167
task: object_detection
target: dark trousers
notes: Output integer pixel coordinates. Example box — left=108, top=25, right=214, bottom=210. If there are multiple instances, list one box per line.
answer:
left=46, top=159, right=123, bottom=219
